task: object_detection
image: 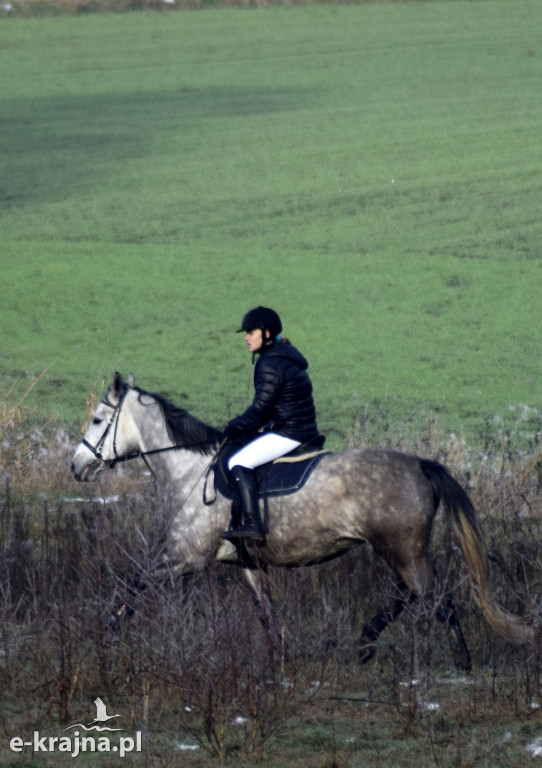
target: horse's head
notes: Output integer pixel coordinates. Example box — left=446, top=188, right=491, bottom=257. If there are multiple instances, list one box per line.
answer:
left=71, top=372, right=137, bottom=482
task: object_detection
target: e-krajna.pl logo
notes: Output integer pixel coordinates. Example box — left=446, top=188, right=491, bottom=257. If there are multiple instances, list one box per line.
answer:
left=10, top=697, right=142, bottom=759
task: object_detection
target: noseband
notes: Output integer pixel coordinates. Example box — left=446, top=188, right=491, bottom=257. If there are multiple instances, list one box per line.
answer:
left=81, top=388, right=130, bottom=470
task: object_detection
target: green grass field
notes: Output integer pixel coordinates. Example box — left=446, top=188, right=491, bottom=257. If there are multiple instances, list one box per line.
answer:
left=1, top=0, right=542, bottom=452
left=1, top=6, right=542, bottom=764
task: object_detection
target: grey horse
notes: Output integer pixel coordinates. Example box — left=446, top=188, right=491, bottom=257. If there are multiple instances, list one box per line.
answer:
left=71, top=373, right=537, bottom=669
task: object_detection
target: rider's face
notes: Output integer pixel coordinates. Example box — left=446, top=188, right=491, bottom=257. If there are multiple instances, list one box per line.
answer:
left=244, top=329, right=269, bottom=353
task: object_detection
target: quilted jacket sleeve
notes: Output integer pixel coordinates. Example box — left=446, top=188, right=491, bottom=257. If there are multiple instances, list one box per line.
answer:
left=225, top=357, right=282, bottom=438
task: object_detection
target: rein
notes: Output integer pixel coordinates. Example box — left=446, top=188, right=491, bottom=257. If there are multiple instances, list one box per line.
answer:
left=82, top=388, right=188, bottom=470
left=82, top=389, right=227, bottom=486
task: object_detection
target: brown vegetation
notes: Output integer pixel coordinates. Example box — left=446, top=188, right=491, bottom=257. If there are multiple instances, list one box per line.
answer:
left=1, top=0, right=404, bottom=18
left=1, top=401, right=541, bottom=765
left=2, top=0, right=318, bottom=17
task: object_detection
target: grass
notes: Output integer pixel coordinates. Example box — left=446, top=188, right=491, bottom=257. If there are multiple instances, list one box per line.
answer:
left=1, top=0, right=542, bottom=455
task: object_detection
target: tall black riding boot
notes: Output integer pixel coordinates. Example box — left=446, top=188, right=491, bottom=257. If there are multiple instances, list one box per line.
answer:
left=221, top=465, right=264, bottom=544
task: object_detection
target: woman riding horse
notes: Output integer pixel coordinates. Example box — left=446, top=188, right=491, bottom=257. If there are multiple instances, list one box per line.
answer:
left=221, top=307, right=321, bottom=543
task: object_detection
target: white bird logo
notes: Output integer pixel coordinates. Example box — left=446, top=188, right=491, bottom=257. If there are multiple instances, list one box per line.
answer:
left=90, top=698, right=121, bottom=726
left=64, top=697, right=122, bottom=732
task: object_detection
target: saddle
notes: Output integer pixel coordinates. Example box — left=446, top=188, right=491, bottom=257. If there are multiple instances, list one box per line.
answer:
left=210, top=435, right=329, bottom=503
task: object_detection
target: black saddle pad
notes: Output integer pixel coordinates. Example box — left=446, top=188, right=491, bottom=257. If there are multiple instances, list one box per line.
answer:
left=212, top=438, right=330, bottom=501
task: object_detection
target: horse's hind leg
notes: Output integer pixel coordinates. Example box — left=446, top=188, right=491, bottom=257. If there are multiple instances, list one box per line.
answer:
left=358, top=554, right=458, bottom=670
left=436, top=595, right=471, bottom=671
left=358, top=549, right=432, bottom=665
left=397, top=556, right=472, bottom=672
left=359, top=580, right=416, bottom=665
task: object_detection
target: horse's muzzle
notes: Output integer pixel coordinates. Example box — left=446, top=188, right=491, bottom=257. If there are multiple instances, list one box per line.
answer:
left=71, top=457, right=104, bottom=482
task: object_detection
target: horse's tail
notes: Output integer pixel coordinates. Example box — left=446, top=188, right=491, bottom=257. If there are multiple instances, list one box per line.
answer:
left=419, top=458, right=537, bottom=646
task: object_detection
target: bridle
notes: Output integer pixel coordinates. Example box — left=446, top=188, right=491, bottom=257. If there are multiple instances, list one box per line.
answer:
left=81, top=387, right=132, bottom=470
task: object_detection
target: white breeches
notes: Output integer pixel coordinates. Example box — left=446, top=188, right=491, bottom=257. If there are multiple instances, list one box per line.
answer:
left=227, top=433, right=302, bottom=471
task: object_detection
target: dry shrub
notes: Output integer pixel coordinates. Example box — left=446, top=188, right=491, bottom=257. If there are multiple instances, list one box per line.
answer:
left=0, top=414, right=541, bottom=761
left=0, top=372, right=64, bottom=490
left=1, top=0, right=328, bottom=16
left=3, top=0, right=176, bottom=16
left=0, top=374, right=151, bottom=505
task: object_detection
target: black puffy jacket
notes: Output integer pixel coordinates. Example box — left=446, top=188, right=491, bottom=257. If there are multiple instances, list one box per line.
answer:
left=225, top=343, right=319, bottom=443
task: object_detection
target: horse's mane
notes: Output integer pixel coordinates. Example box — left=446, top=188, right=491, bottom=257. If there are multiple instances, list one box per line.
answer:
left=135, top=387, right=224, bottom=455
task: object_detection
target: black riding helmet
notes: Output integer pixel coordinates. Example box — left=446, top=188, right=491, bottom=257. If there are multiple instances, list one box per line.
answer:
left=237, top=306, right=282, bottom=340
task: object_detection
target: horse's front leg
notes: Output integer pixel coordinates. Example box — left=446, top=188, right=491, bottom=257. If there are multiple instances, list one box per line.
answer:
left=242, top=566, right=284, bottom=660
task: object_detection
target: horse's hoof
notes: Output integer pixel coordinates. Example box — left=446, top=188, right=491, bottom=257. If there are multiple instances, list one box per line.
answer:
left=453, top=654, right=472, bottom=672
left=358, top=642, right=376, bottom=665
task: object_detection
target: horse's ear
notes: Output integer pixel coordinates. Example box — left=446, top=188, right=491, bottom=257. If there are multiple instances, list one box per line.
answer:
left=113, top=371, right=124, bottom=396
left=126, top=373, right=135, bottom=388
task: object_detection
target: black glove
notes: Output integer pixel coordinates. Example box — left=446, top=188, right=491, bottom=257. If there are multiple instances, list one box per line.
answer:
left=224, top=421, right=240, bottom=439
